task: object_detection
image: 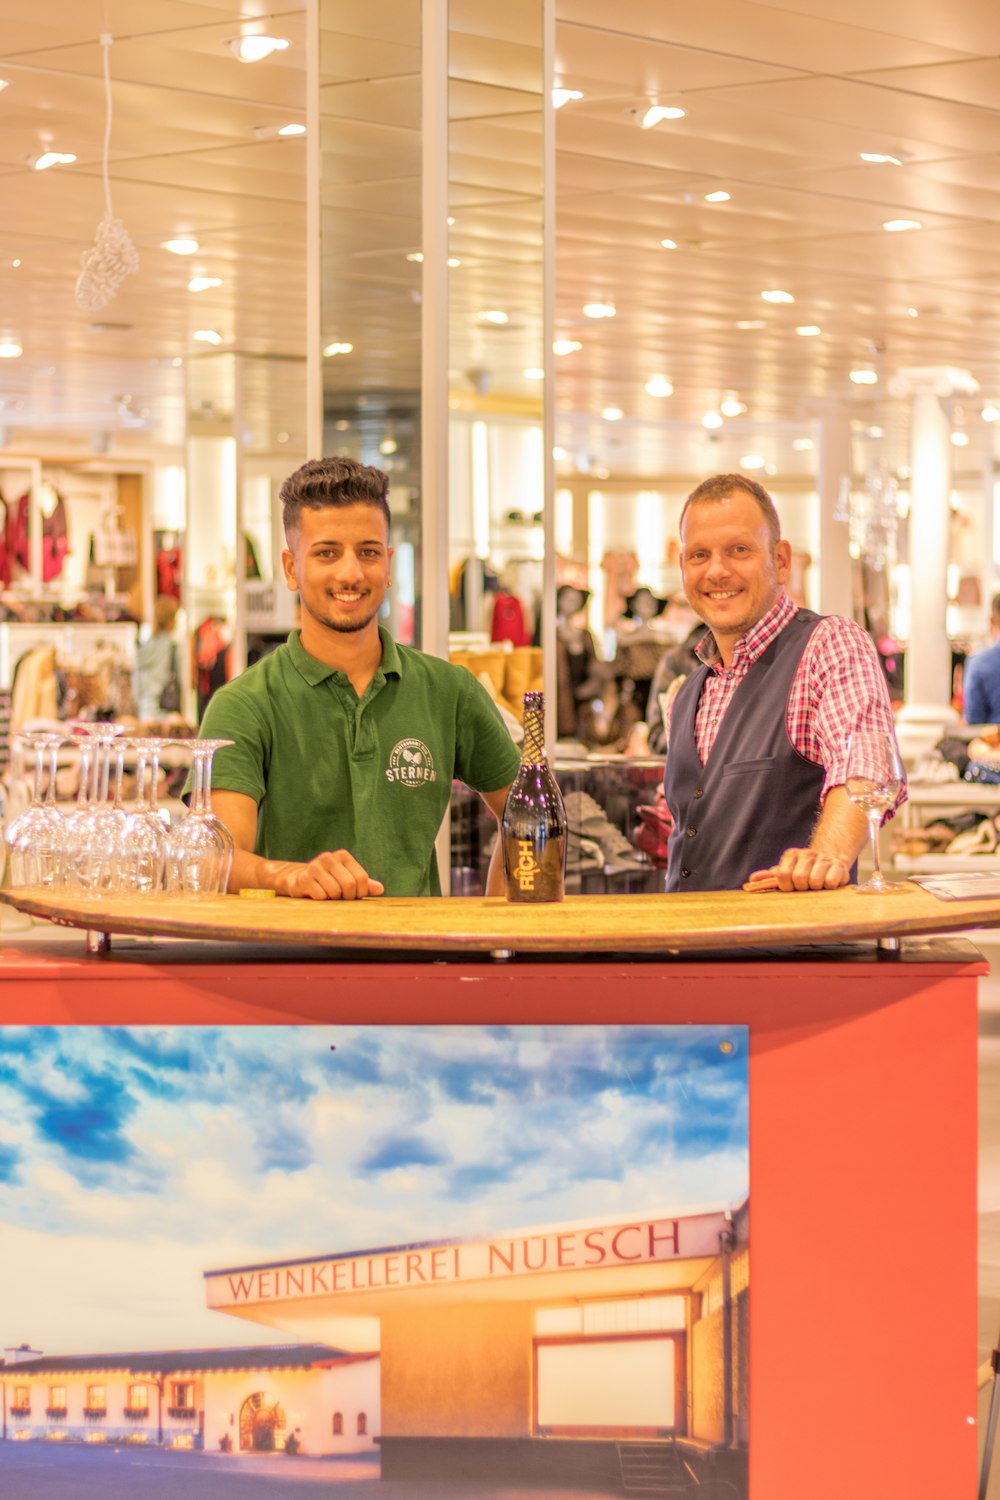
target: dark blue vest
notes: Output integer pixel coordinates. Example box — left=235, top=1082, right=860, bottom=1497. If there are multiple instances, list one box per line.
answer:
left=664, top=610, right=825, bottom=892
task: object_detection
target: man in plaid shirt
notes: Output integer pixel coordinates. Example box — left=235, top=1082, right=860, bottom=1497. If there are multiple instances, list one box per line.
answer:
left=663, top=473, right=904, bottom=893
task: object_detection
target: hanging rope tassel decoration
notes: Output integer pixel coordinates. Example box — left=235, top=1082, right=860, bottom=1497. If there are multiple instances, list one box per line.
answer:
left=75, top=33, right=139, bottom=313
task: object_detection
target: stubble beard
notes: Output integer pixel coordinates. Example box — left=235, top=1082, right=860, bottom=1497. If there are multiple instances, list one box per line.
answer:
left=306, top=596, right=380, bottom=635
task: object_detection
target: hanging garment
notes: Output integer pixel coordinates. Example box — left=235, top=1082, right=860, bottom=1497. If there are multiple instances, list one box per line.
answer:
left=156, top=545, right=183, bottom=599
left=490, top=591, right=531, bottom=647
left=41, top=493, right=69, bottom=582
left=8, top=493, right=29, bottom=573
left=0, top=492, right=9, bottom=586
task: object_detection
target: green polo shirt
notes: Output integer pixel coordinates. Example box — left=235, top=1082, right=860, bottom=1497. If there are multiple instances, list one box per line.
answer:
left=196, top=628, right=520, bottom=896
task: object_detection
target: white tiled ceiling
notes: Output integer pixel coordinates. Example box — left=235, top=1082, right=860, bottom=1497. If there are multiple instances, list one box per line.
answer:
left=0, top=0, right=998, bottom=474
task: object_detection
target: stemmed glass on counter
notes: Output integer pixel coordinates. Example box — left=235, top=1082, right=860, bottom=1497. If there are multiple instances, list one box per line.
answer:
left=164, top=738, right=234, bottom=896
left=117, top=736, right=170, bottom=894
left=845, top=728, right=907, bottom=894
left=3, top=731, right=66, bottom=888
left=60, top=722, right=128, bottom=894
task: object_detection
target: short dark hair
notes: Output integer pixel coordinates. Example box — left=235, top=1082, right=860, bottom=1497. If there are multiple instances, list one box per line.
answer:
left=279, top=456, right=391, bottom=537
left=680, top=473, right=782, bottom=548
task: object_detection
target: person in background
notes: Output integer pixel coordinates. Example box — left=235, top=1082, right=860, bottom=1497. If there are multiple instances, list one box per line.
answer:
left=962, top=592, right=1000, bottom=725
left=197, top=455, right=520, bottom=899
left=644, top=624, right=707, bottom=755
left=664, top=473, right=904, bottom=893
left=134, top=594, right=180, bottom=720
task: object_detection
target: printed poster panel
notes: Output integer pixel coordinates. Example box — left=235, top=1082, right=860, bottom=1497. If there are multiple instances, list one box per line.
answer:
left=0, top=1024, right=748, bottom=1498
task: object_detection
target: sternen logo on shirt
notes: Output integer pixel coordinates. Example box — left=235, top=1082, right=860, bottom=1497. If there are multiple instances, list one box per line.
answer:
left=386, top=738, right=437, bottom=785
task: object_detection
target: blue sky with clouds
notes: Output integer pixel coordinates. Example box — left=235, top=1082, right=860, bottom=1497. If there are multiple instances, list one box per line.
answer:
left=0, top=1024, right=747, bottom=1353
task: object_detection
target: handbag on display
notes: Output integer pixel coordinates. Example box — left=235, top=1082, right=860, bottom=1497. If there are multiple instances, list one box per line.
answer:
left=159, top=645, right=181, bottom=713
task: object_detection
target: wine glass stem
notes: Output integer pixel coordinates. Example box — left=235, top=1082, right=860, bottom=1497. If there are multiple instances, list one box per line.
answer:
left=134, top=751, right=150, bottom=811
left=46, top=746, right=60, bottom=807
left=32, top=744, right=46, bottom=804
left=868, top=815, right=883, bottom=884
left=149, top=750, right=161, bottom=813
left=190, top=752, right=205, bottom=812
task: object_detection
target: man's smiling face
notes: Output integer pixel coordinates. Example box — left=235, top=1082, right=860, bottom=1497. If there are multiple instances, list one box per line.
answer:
left=282, top=503, right=393, bottom=637
left=680, top=488, right=791, bottom=654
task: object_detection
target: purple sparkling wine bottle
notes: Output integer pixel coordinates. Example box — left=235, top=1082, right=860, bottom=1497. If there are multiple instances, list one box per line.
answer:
left=501, top=692, right=567, bottom=903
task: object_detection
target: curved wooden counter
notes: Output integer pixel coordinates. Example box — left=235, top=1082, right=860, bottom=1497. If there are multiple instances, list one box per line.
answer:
left=3, top=879, right=1000, bottom=953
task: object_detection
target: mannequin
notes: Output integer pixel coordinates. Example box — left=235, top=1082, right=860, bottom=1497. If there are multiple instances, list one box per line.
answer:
left=614, top=586, right=672, bottom=718
left=555, top=584, right=602, bottom=742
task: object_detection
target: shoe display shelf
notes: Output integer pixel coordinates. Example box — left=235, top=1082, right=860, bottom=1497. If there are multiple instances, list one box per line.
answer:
left=892, top=781, right=1000, bottom=874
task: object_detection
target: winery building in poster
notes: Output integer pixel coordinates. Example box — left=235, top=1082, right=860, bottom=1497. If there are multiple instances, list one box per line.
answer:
left=205, top=1203, right=749, bottom=1488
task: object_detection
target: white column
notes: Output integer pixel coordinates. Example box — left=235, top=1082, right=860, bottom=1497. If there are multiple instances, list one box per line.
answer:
left=816, top=410, right=853, bottom=619
left=889, top=367, right=977, bottom=754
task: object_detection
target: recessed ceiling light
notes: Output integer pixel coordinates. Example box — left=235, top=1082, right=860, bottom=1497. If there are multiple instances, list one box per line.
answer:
left=553, top=339, right=582, bottom=356
left=277, top=122, right=306, bottom=137
left=720, top=396, right=747, bottom=417
left=702, top=411, right=724, bottom=429
left=11, top=259, right=21, bottom=269
left=322, top=341, right=354, bottom=357
left=860, top=152, right=902, bottom=166
left=796, top=325, right=821, bottom=337
left=0, top=341, right=23, bottom=358
left=907, top=307, right=919, bottom=317
left=171, top=357, right=183, bottom=368
left=406, top=252, right=424, bottom=264
left=447, top=216, right=456, bottom=226
left=736, top=320, right=765, bottom=330
left=641, top=105, right=686, bottom=128
left=883, top=219, right=922, bottom=232
left=792, top=437, right=814, bottom=452
left=193, top=330, right=223, bottom=345
left=645, top=376, right=674, bottom=398
left=523, top=367, right=545, bottom=380
left=582, top=302, right=616, bottom=319
left=659, top=239, right=677, bottom=250
left=951, top=430, right=970, bottom=446
left=32, top=152, right=76, bottom=171
left=705, top=191, right=730, bottom=203
left=982, top=405, right=1000, bottom=423
left=761, top=289, right=794, bottom=304
left=447, top=257, right=461, bottom=268
left=163, top=238, right=199, bottom=256
left=849, top=367, right=878, bottom=384
left=229, top=36, right=290, bottom=62
left=867, top=426, right=884, bottom=438
left=553, top=447, right=568, bottom=461
left=602, top=406, right=624, bottom=421
left=741, top=454, right=765, bottom=470
left=552, top=88, right=584, bottom=109
left=479, top=309, right=509, bottom=325
left=188, top=277, right=221, bottom=292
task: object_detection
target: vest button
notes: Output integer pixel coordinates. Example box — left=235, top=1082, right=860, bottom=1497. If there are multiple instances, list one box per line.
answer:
left=693, top=788, right=704, bottom=799
left=681, top=867, right=691, bottom=878
left=686, top=827, right=697, bottom=838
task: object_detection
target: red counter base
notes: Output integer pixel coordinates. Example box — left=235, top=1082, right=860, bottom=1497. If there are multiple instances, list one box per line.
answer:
left=0, top=936, right=981, bottom=1498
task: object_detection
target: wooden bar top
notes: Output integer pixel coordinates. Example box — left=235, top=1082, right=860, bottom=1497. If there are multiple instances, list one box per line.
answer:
left=3, top=882, right=1000, bottom=954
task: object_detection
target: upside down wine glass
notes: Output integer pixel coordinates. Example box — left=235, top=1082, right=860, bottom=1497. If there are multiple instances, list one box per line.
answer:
left=117, top=737, right=169, bottom=893
left=164, top=739, right=235, bottom=896
left=845, top=728, right=907, bottom=894
left=3, top=732, right=65, bottom=888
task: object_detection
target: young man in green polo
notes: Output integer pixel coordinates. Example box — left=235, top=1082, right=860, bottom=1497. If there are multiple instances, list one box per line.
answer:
left=199, top=456, right=520, bottom=899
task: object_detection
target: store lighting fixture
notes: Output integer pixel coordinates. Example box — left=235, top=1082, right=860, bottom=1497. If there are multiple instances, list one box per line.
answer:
left=645, top=375, right=674, bottom=397
left=792, top=437, right=814, bottom=451
left=761, top=289, right=794, bottom=304
left=602, top=406, right=624, bottom=421
left=11, top=259, right=21, bottom=268
left=951, top=430, right=970, bottom=446
left=583, top=302, right=616, bottom=319
left=705, top=190, right=730, bottom=203
left=553, top=447, right=568, bottom=461
left=860, top=152, right=903, bottom=165
left=702, top=411, right=724, bottom=430
left=188, top=277, right=221, bottom=292
left=447, top=257, right=461, bottom=268
left=982, top=405, right=1000, bottom=423
left=553, top=339, right=582, bottom=356
left=229, top=36, right=290, bottom=62
left=32, top=151, right=76, bottom=171
left=163, top=238, right=199, bottom=255
left=796, top=325, right=821, bottom=337
left=171, top=357, right=183, bottom=367
left=740, top=454, right=765, bottom=470
left=322, top=341, right=354, bottom=356
left=720, top=396, right=747, bottom=417
left=849, top=367, right=878, bottom=384
left=0, top=341, right=23, bottom=358
left=641, top=104, right=686, bottom=128
left=659, top=238, right=678, bottom=250
left=552, top=88, right=584, bottom=109
left=479, top=309, right=509, bottom=325
left=883, top=219, right=922, bottom=232
left=868, top=426, right=884, bottom=438
left=406, top=252, right=424, bottom=263
left=193, top=329, right=223, bottom=345
left=277, top=122, right=306, bottom=137
left=736, top=320, right=765, bottom=330
left=907, top=306, right=920, bottom=317
left=523, top=367, right=544, bottom=380
left=447, top=216, right=455, bottom=226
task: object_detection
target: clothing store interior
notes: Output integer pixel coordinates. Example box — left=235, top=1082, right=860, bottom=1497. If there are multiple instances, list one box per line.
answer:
left=4, top=0, right=1000, bottom=1482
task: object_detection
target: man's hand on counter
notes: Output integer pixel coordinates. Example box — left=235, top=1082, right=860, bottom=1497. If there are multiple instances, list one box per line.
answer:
left=744, top=847, right=853, bottom=893
left=274, top=852, right=385, bottom=901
